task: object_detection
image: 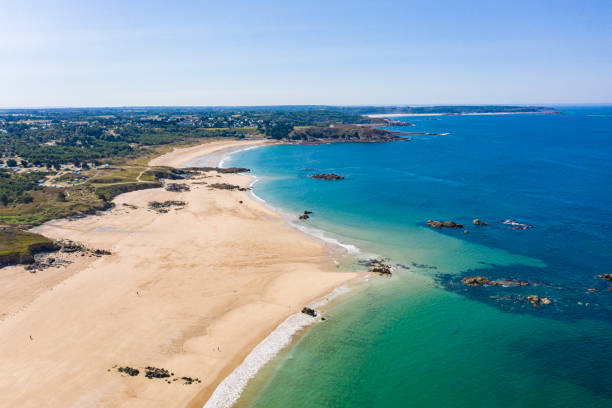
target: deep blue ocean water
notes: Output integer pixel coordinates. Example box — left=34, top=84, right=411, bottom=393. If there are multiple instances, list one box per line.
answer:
left=227, top=107, right=612, bottom=408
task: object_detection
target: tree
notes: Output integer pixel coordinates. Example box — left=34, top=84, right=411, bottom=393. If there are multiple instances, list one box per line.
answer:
left=57, top=191, right=67, bottom=202
left=6, top=159, right=17, bottom=167
left=0, top=193, right=8, bottom=206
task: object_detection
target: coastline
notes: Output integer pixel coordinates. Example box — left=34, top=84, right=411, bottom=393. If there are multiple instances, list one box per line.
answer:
left=364, top=111, right=548, bottom=118
left=0, top=140, right=360, bottom=407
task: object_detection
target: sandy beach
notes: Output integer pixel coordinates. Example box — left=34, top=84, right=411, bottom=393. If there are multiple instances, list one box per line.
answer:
left=0, top=140, right=359, bottom=407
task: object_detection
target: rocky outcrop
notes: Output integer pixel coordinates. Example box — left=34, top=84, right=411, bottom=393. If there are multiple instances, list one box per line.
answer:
left=112, top=365, right=201, bottom=385
left=148, top=201, right=186, bottom=213
left=208, top=183, right=249, bottom=191
left=165, top=183, right=190, bottom=192
left=427, top=220, right=463, bottom=228
left=118, top=367, right=139, bottom=376
left=462, top=276, right=529, bottom=287
left=309, top=173, right=344, bottom=180
left=301, top=307, right=317, bottom=317
left=473, top=219, right=488, bottom=226
left=364, top=258, right=392, bottom=275
left=525, top=296, right=552, bottom=306
left=463, top=276, right=496, bottom=286
left=144, top=366, right=171, bottom=379
left=599, top=274, right=612, bottom=282
left=298, top=214, right=309, bottom=220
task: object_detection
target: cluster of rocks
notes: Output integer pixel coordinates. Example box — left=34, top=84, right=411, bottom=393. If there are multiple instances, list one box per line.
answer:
left=301, top=307, right=317, bottom=317
left=25, top=240, right=111, bottom=273
left=525, top=295, right=552, bottom=306
left=298, top=210, right=312, bottom=220
left=118, top=366, right=139, bottom=376
left=473, top=219, right=489, bottom=226
left=599, top=274, right=612, bottom=282
left=25, top=256, right=71, bottom=273
left=363, top=258, right=392, bottom=275
left=309, top=173, right=344, bottom=180
left=462, top=276, right=529, bottom=287
left=427, top=220, right=463, bottom=229
left=165, top=183, right=190, bottom=192
left=122, top=203, right=138, bottom=210
left=148, top=201, right=186, bottom=213
left=208, top=183, right=249, bottom=191
left=112, top=365, right=202, bottom=385
left=144, top=366, right=171, bottom=379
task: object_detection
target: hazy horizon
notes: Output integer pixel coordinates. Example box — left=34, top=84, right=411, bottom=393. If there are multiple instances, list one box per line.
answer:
left=2, top=0, right=611, bottom=107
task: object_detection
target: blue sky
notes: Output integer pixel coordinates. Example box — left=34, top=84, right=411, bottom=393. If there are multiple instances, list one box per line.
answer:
left=1, top=0, right=611, bottom=107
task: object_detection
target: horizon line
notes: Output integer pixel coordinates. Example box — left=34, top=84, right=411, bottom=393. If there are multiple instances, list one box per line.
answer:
left=1, top=102, right=612, bottom=110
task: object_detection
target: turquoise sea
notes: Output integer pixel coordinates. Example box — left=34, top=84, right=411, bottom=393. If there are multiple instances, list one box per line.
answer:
left=226, top=107, right=612, bottom=408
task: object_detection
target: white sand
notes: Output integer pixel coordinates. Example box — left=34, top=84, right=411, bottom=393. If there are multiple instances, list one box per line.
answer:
left=0, top=140, right=359, bottom=407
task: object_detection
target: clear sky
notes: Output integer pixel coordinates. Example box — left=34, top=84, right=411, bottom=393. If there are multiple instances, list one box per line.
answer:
left=1, top=0, right=611, bottom=107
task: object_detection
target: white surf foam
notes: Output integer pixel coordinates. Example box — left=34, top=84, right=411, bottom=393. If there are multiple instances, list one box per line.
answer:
left=203, top=286, right=350, bottom=408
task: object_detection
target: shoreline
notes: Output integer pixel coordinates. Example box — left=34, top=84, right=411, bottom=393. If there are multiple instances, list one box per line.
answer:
left=0, top=139, right=360, bottom=408
left=364, top=111, right=550, bottom=118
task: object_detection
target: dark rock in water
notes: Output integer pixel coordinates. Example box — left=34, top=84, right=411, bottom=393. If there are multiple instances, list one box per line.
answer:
left=144, top=366, right=171, bottom=379
left=165, top=183, right=190, bottom=192
left=304, top=210, right=313, bottom=214
left=462, top=276, right=529, bottom=287
left=118, top=366, right=140, bottom=376
left=473, top=218, right=489, bottom=226
left=463, top=276, right=498, bottom=286
left=301, top=307, right=317, bottom=317
left=463, top=230, right=469, bottom=234
left=427, top=220, right=463, bottom=229
left=364, top=258, right=392, bottom=275
left=599, top=274, right=612, bottom=282
left=526, top=295, right=543, bottom=306
left=309, top=173, right=344, bottom=180
left=298, top=214, right=309, bottom=220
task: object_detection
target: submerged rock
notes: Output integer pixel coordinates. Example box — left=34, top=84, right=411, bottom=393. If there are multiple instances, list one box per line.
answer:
left=309, top=173, right=344, bottom=180
left=462, top=276, right=529, bottom=287
left=364, top=258, right=392, bottom=275
left=298, top=214, right=309, bottom=220
left=599, top=273, right=612, bottom=282
left=473, top=218, right=489, bottom=226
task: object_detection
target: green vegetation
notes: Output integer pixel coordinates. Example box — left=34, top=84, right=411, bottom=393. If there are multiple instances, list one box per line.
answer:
left=287, top=125, right=401, bottom=142
left=0, top=229, right=55, bottom=265
left=0, top=169, right=43, bottom=205
left=0, top=105, right=551, bottom=266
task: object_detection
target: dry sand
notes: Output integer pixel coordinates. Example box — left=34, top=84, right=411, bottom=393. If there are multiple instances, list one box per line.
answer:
left=0, top=140, right=359, bottom=407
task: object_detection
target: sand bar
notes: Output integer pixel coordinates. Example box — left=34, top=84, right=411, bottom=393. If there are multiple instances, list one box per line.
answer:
left=0, top=140, right=359, bottom=407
